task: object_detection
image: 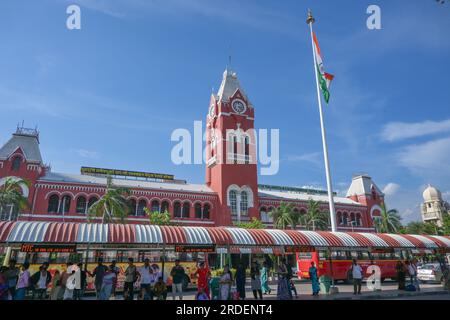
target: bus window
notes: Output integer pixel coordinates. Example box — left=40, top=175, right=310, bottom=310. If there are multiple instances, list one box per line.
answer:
left=297, top=252, right=313, bottom=260
left=319, top=250, right=329, bottom=261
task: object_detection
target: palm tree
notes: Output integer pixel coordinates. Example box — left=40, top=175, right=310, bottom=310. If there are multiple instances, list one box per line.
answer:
left=0, top=177, right=30, bottom=221
left=88, top=176, right=130, bottom=224
left=269, top=202, right=296, bottom=230
left=301, top=199, right=329, bottom=231
left=373, top=203, right=402, bottom=233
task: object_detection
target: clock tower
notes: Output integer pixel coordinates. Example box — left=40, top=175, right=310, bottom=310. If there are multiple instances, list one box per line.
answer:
left=206, top=68, right=259, bottom=226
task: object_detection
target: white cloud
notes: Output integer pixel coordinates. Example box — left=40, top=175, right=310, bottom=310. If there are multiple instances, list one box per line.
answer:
left=382, top=183, right=400, bottom=196
left=396, top=137, right=450, bottom=176
left=286, top=152, right=322, bottom=166
left=381, top=119, right=450, bottom=142
left=70, top=149, right=99, bottom=159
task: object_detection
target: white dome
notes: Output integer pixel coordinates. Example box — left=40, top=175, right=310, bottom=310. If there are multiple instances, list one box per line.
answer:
left=422, top=185, right=442, bottom=201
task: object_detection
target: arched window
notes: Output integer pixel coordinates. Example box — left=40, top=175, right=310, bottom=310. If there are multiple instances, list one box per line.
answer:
left=203, top=204, right=210, bottom=220
left=173, top=202, right=182, bottom=218
left=161, top=201, right=169, bottom=213
left=194, top=203, right=202, bottom=219
left=337, top=212, right=343, bottom=225
left=356, top=213, right=362, bottom=226
left=244, top=136, right=250, bottom=164
left=88, top=197, right=99, bottom=211
left=76, top=196, right=87, bottom=214
left=11, top=156, right=21, bottom=172
left=48, top=195, right=59, bottom=214
left=137, top=200, right=147, bottom=216
left=343, top=213, right=348, bottom=226
left=240, top=191, right=248, bottom=216
left=260, top=206, right=268, bottom=222
left=59, top=195, right=71, bottom=214
left=127, top=199, right=137, bottom=216
left=229, top=190, right=237, bottom=215
left=350, top=212, right=356, bottom=225
left=151, top=200, right=160, bottom=213
left=182, top=202, right=190, bottom=218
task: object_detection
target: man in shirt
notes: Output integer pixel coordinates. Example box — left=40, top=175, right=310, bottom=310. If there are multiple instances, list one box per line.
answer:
left=124, top=258, right=140, bottom=300
left=139, top=258, right=153, bottom=300
left=351, top=259, right=363, bottom=295
left=170, top=259, right=186, bottom=300
left=88, top=258, right=108, bottom=299
left=4, top=259, right=20, bottom=299
left=109, top=260, right=120, bottom=299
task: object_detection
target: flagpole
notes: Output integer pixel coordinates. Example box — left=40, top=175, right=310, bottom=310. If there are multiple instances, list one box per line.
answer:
left=307, top=10, right=337, bottom=232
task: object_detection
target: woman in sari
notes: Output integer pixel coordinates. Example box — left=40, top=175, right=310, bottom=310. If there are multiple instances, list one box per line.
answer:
left=309, top=262, right=320, bottom=296
left=219, top=265, right=233, bottom=300
left=260, top=261, right=271, bottom=295
left=276, top=261, right=291, bottom=300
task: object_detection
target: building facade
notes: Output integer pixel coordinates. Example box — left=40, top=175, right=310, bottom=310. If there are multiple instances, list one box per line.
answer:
left=421, top=185, right=450, bottom=227
left=0, top=69, right=384, bottom=232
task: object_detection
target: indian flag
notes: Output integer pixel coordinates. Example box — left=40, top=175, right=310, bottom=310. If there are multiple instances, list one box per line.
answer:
left=313, top=32, right=334, bottom=103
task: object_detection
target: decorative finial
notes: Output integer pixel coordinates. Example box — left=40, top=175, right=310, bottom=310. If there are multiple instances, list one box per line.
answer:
left=306, top=9, right=315, bottom=25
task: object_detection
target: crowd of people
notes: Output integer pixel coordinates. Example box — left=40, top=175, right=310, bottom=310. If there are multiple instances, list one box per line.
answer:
left=0, top=256, right=431, bottom=301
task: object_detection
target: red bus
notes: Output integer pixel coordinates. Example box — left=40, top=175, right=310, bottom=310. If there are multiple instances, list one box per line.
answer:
left=296, top=249, right=412, bottom=282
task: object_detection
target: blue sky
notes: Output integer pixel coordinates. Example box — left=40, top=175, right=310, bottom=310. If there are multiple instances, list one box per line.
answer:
left=0, top=0, right=449, bottom=222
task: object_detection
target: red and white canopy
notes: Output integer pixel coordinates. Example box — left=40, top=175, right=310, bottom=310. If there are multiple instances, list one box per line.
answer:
left=0, top=221, right=449, bottom=251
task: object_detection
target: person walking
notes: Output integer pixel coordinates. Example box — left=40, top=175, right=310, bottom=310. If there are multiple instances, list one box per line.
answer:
left=124, top=258, right=140, bottom=300
left=109, top=260, right=120, bottom=299
left=49, top=270, right=62, bottom=300
left=276, top=261, right=291, bottom=300
left=74, top=263, right=87, bottom=300
left=396, top=261, right=406, bottom=290
left=410, top=259, right=420, bottom=291
left=219, top=265, right=233, bottom=300
left=260, top=261, right=271, bottom=295
left=195, top=261, right=211, bottom=298
left=139, top=258, right=153, bottom=300
left=196, top=287, right=210, bottom=300
left=4, top=259, right=20, bottom=299
left=309, top=261, right=320, bottom=296
left=99, top=265, right=117, bottom=300
left=15, top=262, right=30, bottom=300
left=32, top=266, right=50, bottom=300
left=88, top=258, right=108, bottom=299
left=235, top=263, right=246, bottom=300
left=0, top=266, right=9, bottom=300
left=250, top=261, right=263, bottom=299
left=351, top=259, right=363, bottom=295
left=170, top=259, right=186, bottom=300
left=64, top=267, right=77, bottom=300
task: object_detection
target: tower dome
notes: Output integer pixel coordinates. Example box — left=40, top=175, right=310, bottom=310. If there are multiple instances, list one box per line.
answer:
left=422, top=185, right=442, bottom=202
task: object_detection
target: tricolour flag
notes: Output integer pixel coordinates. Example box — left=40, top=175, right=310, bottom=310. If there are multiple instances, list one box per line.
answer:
left=313, top=32, right=334, bottom=103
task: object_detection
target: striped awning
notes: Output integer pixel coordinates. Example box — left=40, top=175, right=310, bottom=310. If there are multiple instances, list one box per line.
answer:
left=0, top=221, right=449, bottom=251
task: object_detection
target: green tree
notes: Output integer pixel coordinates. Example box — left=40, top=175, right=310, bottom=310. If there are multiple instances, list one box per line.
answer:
left=235, top=217, right=264, bottom=229
left=442, top=215, right=450, bottom=236
left=88, top=176, right=130, bottom=224
left=301, top=199, right=329, bottom=231
left=269, top=202, right=296, bottom=230
left=373, top=203, right=402, bottom=233
left=0, top=177, right=30, bottom=221
left=402, top=220, right=442, bottom=235
left=144, top=208, right=172, bottom=226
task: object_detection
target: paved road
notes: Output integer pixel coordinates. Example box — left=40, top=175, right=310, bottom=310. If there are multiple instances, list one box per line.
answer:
left=82, top=280, right=446, bottom=300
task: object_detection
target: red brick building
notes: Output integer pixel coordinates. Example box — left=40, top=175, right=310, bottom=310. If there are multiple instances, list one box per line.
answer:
left=0, top=69, right=384, bottom=231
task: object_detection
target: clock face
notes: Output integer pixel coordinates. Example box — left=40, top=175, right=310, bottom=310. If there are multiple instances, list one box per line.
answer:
left=232, top=100, right=246, bottom=114
left=209, top=105, right=216, bottom=118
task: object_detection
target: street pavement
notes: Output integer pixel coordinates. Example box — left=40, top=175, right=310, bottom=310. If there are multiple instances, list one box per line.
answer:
left=81, top=279, right=448, bottom=300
